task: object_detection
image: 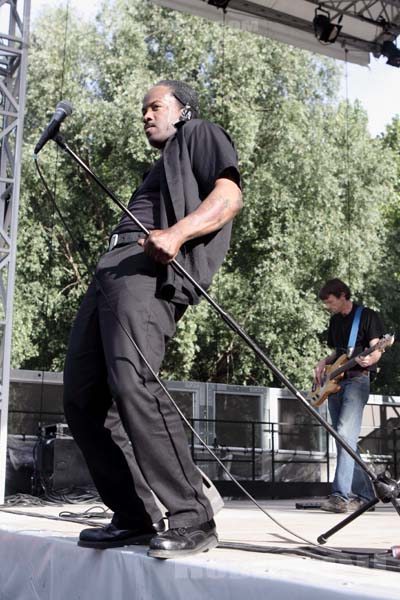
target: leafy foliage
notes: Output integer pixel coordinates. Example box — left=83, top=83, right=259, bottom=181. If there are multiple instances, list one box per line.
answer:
left=370, top=117, right=400, bottom=393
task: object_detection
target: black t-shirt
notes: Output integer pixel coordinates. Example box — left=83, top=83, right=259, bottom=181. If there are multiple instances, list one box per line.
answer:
left=106, top=119, right=240, bottom=304
left=184, top=120, right=241, bottom=199
left=327, top=303, right=384, bottom=372
left=112, top=158, right=163, bottom=235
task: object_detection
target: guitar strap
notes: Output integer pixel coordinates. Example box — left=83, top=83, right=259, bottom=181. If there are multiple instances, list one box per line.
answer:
left=347, top=305, right=363, bottom=357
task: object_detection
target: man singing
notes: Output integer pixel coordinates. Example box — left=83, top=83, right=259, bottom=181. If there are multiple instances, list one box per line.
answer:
left=63, top=80, right=242, bottom=558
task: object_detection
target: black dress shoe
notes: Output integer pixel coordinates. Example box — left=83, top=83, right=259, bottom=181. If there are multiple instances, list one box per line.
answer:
left=78, top=523, right=157, bottom=549
left=147, top=519, right=218, bottom=559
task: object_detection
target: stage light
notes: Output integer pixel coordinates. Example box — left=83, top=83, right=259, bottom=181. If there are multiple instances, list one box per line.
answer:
left=208, top=0, right=230, bottom=8
left=313, top=7, right=342, bottom=44
left=381, top=40, right=400, bottom=67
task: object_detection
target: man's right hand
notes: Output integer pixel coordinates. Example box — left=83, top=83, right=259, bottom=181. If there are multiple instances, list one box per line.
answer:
left=137, top=228, right=184, bottom=265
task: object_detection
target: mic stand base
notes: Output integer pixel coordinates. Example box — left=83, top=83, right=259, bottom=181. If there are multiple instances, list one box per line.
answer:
left=318, top=473, right=400, bottom=544
left=318, top=498, right=379, bottom=544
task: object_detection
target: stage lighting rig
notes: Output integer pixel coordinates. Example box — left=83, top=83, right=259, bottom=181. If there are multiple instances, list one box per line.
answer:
left=207, top=0, right=230, bottom=9
left=313, top=6, right=342, bottom=45
left=381, top=40, right=400, bottom=68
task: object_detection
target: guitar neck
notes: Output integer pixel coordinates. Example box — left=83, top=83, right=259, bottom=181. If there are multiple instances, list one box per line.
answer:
left=329, top=345, right=375, bottom=379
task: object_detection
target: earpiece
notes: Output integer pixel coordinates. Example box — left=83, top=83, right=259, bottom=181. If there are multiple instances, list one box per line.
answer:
left=179, top=104, right=193, bottom=122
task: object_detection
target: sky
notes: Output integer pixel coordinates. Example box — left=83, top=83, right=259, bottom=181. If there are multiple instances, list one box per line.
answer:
left=29, top=0, right=400, bottom=138
left=339, top=57, right=400, bottom=137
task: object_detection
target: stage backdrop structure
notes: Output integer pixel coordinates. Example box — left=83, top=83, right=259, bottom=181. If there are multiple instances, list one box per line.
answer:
left=153, top=0, right=400, bottom=66
left=0, top=0, right=30, bottom=503
left=1, top=0, right=400, bottom=504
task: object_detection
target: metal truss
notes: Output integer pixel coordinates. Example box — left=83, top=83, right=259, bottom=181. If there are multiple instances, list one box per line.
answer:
left=206, top=0, right=400, bottom=56
left=306, top=1, right=400, bottom=45
left=307, top=1, right=400, bottom=30
left=0, top=0, right=30, bottom=503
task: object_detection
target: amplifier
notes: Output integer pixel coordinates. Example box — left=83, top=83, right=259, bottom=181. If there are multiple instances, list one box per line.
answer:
left=35, top=436, right=94, bottom=491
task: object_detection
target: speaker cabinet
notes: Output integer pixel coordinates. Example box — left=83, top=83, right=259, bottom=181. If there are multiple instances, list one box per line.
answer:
left=36, top=437, right=94, bottom=491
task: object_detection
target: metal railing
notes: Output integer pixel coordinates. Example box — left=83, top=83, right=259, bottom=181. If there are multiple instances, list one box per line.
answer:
left=188, top=418, right=332, bottom=482
left=359, top=426, right=400, bottom=479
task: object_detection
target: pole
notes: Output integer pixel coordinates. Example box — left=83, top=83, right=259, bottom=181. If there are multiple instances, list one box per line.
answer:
left=52, top=133, right=379, bottom=486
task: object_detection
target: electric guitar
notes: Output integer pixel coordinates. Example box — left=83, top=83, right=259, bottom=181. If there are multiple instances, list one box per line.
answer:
left=308, top=333, right=395, bottom=406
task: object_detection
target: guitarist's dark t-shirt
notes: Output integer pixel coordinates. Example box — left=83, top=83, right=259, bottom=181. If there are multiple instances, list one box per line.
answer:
left=327, top=303, right=384, bottom=373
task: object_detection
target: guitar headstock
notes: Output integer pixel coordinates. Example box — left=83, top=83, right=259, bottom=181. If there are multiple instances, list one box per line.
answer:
left=377, top=333, right=395, bottom=352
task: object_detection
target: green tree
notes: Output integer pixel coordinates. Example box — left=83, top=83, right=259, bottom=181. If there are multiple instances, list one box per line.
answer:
left=371, top=116, right=400, bottom=393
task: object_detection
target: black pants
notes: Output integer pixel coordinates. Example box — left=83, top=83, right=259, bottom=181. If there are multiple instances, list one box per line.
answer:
left=63, top=243, right=213, bottom=528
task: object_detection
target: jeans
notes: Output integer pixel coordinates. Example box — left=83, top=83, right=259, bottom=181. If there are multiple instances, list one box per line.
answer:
left=328, top=373, right=375, bottom=502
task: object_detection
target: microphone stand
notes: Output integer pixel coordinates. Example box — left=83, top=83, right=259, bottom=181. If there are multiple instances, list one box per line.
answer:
left=52, top=132, right=400, bottom=543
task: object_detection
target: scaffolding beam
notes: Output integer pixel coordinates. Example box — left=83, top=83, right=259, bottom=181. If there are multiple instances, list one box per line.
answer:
left=0, top=0, right=30, bottom=503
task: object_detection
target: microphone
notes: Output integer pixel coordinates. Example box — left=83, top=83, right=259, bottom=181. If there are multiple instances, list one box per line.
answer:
left=34, top=100, right=74, bottom=156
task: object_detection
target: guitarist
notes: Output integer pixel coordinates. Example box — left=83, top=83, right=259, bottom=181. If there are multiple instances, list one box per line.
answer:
left=314, top=278, right=384, bottom=513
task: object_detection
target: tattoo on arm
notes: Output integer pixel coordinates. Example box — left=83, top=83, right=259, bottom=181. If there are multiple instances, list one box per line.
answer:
left=222, top=196, right=231, bottom=210
left=209, top=194, right=231, bottom=207
left=212, top=195, right=232, bottom=226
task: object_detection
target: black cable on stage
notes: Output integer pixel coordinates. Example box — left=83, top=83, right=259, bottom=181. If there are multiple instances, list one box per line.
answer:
left=217, top=541, right=400, bottom=573
left=2, top=493, right=46, bottom=507
left=0, top=494, right=112, bottom=524
left=2, top=488, right=102, bottom=506
left=40, top=488, right=101, bottom=505
left=58, top=505, right=113, bottom=520
left=0, top=507, right=107, bottom=528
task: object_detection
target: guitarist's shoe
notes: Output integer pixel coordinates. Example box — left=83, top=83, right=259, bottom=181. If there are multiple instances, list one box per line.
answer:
left=320, top=495, right=348, bottom=513
left=348, top=497, right=376, bottom=512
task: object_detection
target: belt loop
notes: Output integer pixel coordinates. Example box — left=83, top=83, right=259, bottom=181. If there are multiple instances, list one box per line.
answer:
left=108, top=231, right=144, bottom=251
left=109, top=233, right=118, bottom=251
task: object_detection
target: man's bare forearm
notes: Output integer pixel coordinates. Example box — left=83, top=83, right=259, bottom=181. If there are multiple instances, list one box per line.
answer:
left=169, top=177, right=242, bottom=244
left=138, top=177, right=242, bottom=264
